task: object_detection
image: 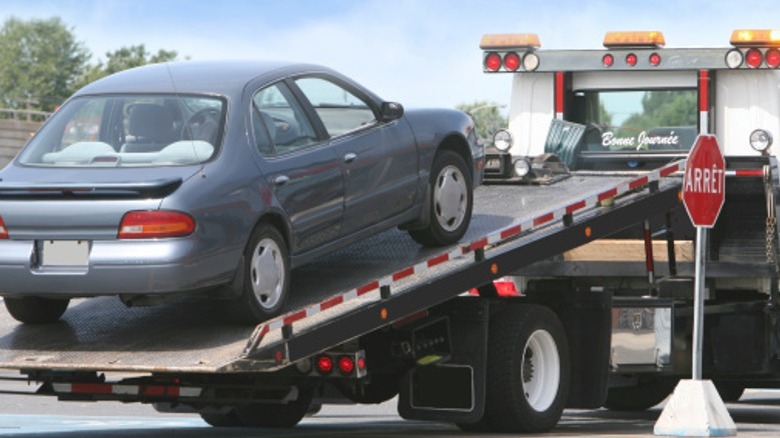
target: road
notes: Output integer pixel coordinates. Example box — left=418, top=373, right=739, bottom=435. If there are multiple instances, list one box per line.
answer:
left=0, top=385, right=778, bottom=437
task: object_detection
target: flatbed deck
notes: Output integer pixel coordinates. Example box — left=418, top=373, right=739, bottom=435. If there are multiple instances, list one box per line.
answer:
left=0, top=168, right=684, bottom=374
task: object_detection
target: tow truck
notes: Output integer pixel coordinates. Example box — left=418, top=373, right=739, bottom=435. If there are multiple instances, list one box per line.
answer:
left=0, top=29, right=775, bottom=435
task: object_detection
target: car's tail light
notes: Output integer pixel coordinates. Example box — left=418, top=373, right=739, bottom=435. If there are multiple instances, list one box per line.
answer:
left=0, top=215, right=8, bottom=239
left=118, top=210, right=195, bottom=239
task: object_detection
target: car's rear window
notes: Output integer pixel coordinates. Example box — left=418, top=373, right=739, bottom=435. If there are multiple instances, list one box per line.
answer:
left=18, top=94, right=225, bottom=167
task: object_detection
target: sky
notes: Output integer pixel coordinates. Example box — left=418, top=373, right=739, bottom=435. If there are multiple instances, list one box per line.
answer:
left=3, top=0, right=780, bottom=110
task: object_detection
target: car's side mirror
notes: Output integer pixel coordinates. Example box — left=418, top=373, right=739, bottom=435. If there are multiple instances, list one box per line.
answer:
left=380, top=102, right=404, bottom=122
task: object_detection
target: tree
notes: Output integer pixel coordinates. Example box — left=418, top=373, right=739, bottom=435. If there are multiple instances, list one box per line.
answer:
left=0, top=17, right=89, bottom=111
left=74, top=45, right=179, bottom=90
left=456, top=101, right=507, bottom=141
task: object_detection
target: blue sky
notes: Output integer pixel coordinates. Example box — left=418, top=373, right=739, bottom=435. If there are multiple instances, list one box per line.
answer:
left=3, top=0, right=780, bottom=109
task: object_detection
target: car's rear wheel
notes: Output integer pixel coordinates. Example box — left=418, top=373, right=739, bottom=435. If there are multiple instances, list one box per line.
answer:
left=227, top=223, right=290, bottom=324
left=4, top=296, right=70, bottom=324
left=409, top=150, right=472, bottom=246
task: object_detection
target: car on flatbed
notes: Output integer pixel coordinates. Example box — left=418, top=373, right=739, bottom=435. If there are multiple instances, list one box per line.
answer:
left=0, top=60, right=483, bottom=324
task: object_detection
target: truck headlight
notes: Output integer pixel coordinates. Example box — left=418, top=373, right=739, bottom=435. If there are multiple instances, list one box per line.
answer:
left=750, top=129, right=773, bottom=154
left=513, top=158, right=531, bottom=178
left=493, top=130, right=513, bottom=152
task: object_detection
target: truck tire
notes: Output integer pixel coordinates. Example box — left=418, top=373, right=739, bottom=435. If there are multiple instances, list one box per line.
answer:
left=409, top=150, right=472, bottom=246
left=604, top=378, right=676, bottom=411
left=4, top=297, right=70, bottom=324
left=226, top=223, right=290, bottom=323
left=480, top=304, right=570, bottom=433
left=715, top=381, right=745, bottom=402
left=233, top=387, right=313, bottom=428
left=199, top=408, right=241, bottom=427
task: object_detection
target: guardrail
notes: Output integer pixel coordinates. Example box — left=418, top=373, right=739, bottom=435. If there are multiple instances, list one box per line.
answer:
left=0, top=108, right=52, bottom=122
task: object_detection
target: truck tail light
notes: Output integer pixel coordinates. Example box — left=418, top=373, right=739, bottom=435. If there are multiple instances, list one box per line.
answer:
left=625, top=53, right=638, bottom=67
left=649, top=53, right=662, bottom=66
left=315, top=355, right=334, bottom=375
left=745, top=49, right=763, bottom=68
left=484, top=52, right=502, bottom=71
left=0, top=215, right=8, bottom=239
left=337, top=356, right=355, bottom=375
left=118, top=210, right=195, bottom=239
left=602, top=54, right=614, bottom=67
left=503, top=52, right=521, bottom=71
left=766, top=49, right=780, bottom=68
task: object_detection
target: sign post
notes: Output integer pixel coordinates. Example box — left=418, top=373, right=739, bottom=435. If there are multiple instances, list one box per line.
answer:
left=655, top=135, right=736, bottom=436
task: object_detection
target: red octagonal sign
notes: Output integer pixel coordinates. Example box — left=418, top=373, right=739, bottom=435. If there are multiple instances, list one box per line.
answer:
left=682, top=134, right=725, bottom=228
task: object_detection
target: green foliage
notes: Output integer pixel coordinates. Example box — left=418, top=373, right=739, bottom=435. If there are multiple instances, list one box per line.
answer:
left=0, top=17, right=89, bottom=111
left=617, top=91, right=697, bottom=137
left=456, top=101, right=507, bottom=141
left=74, top=45, right=179, bottom=91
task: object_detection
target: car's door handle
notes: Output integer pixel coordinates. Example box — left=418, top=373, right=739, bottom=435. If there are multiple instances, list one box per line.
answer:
left=274, top=175, right=290, bottom=186
left=343, top=153, right=357, bottom=164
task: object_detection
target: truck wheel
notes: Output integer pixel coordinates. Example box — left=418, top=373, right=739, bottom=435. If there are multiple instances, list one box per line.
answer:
left=604, top=378, right=676, bottom=411
left=481, top=304, right=570, bottom=433
left=409, top=150, right=472, bottom=246
left=227, top=223, right=290, bottom=323
left=233, top=387, right=313, bottom=428
left=4, top=297, right=70, bottom=324
left=715, top=381, right=745, bottom=402
left=199, top=408, right=241, bottom=427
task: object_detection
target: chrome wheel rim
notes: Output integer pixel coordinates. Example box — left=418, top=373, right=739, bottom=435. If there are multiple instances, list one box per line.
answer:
left=249, top=237, right=285, bottom=310
left=433, top=164, right=468, bottom=232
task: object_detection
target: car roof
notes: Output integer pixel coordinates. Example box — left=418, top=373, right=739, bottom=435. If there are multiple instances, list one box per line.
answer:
left=74, top=60, right=333, bottom=97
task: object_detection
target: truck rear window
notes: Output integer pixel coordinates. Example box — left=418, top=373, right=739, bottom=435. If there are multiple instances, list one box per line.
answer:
left=574, top=89, right=698, bottom=154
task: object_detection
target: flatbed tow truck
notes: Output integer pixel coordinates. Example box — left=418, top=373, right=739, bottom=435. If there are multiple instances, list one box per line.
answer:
left=0, top=161, right=684, bottom=433
left=2, top=28, right=780, bottom=435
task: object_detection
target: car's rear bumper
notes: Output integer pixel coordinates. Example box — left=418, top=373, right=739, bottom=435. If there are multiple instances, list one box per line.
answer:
left=0, top=239, right=236, bottom=297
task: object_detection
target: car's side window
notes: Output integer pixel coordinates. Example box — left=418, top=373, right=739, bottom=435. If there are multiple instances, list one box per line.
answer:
left=294, top=77, right=376, bottom=137
left=252, top=82, right=317, bottom=156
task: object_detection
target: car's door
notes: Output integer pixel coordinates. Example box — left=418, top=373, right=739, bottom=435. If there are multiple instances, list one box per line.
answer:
left=251, top=82, right=344, bottom=254
left=292, top=76, right=419, bottom=234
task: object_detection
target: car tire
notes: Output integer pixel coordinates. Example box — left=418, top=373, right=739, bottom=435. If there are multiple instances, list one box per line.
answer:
left=233, top=387, right=313, bottom=428
left=479, top=304, right=570, bottom=433
left=227, top=223, right=290, bottom=324
left=4, top=296, right=70, bottom=324
left=409, top=150, right=473, bottom=246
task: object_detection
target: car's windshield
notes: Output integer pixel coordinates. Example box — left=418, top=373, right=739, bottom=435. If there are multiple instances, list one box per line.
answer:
left=17, top=94, right=225, bottom=167
left=573, top=89, right=698, bottom=153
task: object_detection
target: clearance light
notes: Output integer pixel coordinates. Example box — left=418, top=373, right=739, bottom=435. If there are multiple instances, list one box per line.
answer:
left=484, top=52, right=502, bottom=71
left=118, top=210, right=195, bottom=239
left=745, top=49, right=763, bottom=68
left=480, top=33, right=541, bottom=50
left=337, top=356, right=355, bottom=375
left=649, top=53, right=662, bottom=66
left=602, top=54, right=615, bottom=67
left=625, top=53, right=638, bottom=67
left=603, top=31, right=665, bottom=48
left=766, top=49, right=780, bottom=68
left=316, top=355, right=334, bottom=375
left=0, top=215, right=7, bottom=239
left=503, top=52, right=521, bottom=71
left=730, top=29, right=780, bottom=47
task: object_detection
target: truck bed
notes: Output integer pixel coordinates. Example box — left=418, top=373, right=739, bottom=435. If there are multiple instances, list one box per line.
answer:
left=0, top=169, right=683, bottom=374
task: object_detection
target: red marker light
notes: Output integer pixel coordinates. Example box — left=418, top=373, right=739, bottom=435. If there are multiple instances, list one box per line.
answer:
left=746, top=48, right=763, bottom=68
left=649, top=53, right=662, bottom=66
left=625, top=53, right=638, bottom=67
left=503, top=52, right=521, bottom=71
left=602, top=54, right=614, bottom=67
left=316, top=355, right=334, bottom=375
left=337, top=356, right=355, bottom=375
left=485, top=52, right=502, bottom=71
left=766, top=49, right=780, bottom=68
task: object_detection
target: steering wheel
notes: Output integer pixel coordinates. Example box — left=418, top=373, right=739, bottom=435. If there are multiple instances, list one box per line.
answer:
left=183, top=108, right=221, bottom=143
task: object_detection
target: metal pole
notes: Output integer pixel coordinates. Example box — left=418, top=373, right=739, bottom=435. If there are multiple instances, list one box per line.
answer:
left=692, top=226, right=706, bottom=380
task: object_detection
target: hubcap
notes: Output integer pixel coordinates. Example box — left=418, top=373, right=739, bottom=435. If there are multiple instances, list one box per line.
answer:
left=434, top=164, right=468, bottom=232
left=249, top=237, right=285, bottom=310
left=521, top=330, right=560, bottom=412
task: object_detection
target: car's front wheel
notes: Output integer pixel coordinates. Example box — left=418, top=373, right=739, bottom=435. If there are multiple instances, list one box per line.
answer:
left=4, top=296, right=70, bottom=324
left=226, top=223, right=290, bottom=324
left=409, top=150, right=473, bottom=246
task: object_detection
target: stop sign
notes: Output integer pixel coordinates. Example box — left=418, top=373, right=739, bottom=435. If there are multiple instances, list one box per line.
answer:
left=682, top=134, right=725, bottom=228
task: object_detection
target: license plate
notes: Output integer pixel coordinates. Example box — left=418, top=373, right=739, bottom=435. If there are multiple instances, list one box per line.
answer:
left=41, top=240, right=89, bottom=267
left=486, top=158, right=502, bottom=170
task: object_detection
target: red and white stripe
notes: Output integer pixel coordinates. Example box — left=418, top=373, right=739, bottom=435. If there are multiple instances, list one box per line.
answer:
left=52, top=382, right=201, bottom=397
left=555, top=72, right=565, bottom=120
left=699, top=70, right=709, bottom=134
left=246, top=160, right=687, bottom=360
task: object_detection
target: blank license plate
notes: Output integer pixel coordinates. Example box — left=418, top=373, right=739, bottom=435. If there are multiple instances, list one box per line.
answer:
left=486, top=158, right=502, bottom=169
left=41, top=240, right=89, bottom=267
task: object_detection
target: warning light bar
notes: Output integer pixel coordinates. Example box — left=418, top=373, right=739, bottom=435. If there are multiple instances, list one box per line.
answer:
left=480, top=33, right=541, bottom=50
left=730, top=29, right=780, bottom=47
left=603, top=31, right=665, bottom=48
